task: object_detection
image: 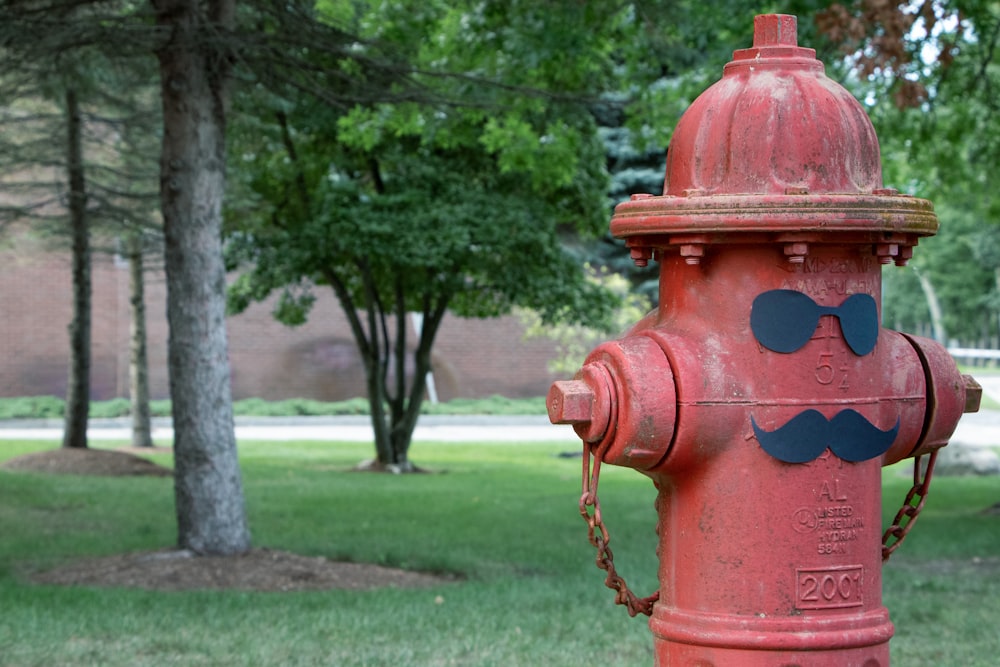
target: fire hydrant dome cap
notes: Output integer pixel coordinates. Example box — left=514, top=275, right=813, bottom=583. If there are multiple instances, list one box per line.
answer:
left=666, top=14, right=880, bottom=197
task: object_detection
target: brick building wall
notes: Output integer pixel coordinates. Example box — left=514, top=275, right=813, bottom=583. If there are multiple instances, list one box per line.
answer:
left=0, top=238, right=562, bottom=402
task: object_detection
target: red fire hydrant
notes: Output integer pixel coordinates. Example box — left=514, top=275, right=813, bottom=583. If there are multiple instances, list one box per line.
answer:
left=549, top=14, right=981, bottom=666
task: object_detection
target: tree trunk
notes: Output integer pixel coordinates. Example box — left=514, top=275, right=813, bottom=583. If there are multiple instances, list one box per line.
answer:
left=913, top=265, right=947, bottom=345
left=127, top=232, right=153, bottom=449
left=320, top=265, right=446, bottom=472
left=62, top=87, right=90, bottom=450
left=365, top=293, right=448, bottom=472
left=366, top=350, right=394, bottom=465
left=391, top=297, right=448, bottom=468
left=153, top=0, right=250, bottom=555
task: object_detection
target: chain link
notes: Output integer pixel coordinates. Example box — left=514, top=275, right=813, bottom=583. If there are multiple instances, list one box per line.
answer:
left=579, top=440, right=659, bottom=617
left=882, top=449, right=938, bottom=562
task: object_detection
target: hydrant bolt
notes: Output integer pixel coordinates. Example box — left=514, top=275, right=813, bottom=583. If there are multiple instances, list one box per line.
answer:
left=630, top=246, right=653, bottom=267
left=783, top=242, right=809, bottom=263
left=875, top=243, right=899, bottom=264
left=679, top=244, right=704, bottom=265
left=895, top=246, right=914, bottom=267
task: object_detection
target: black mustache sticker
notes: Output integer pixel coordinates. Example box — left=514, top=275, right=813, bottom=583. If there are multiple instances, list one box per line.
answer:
left=751, top=409, right=900, bottom=463
left=750, top=290, right=879, bottom=356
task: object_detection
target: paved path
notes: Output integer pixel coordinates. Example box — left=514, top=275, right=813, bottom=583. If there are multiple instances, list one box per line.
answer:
left=3, top=376, right=1000, bottom=446
left=0, top=414, right=579, bottom=443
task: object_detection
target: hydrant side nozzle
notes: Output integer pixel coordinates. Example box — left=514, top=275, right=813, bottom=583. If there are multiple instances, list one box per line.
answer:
left=547, top=364, right=613, bottom=443
left=895, top=333, right=974, bottom=460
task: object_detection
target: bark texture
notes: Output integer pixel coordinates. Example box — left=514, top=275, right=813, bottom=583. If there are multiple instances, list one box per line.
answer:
left=127, top=233, right=153, bottom=449
left=153, top=0, right=250, bottom=554
left=62, top=87, right=90, bottom=450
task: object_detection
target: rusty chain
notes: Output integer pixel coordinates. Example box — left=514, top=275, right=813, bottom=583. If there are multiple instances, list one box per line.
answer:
left=882, top=449, right=938, bottom=562
left=579, top=439, right=659, bottom=617
left=579, top=431, right=938, bottom=609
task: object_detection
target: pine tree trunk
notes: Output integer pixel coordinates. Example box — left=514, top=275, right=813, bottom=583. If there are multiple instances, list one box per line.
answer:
left=62, top=87, right=90, bottom=450
left=153, top=0, right=250, bottom=555
left=127, top=232, right=153, bottom=449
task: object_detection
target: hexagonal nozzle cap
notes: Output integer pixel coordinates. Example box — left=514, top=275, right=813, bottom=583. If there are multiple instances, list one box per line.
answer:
left=963, top=375, right=982, bottom=413
left=547, top=380, right=594, bottom=425
left=547, top=365, right=615, bottom=444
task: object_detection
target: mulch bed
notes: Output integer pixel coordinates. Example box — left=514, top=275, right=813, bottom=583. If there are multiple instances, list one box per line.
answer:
left=1, top=446, right=172, bottom=476
left=29, top=547, right=454, bottom=592
left=4, top=447, right=456, bottom=592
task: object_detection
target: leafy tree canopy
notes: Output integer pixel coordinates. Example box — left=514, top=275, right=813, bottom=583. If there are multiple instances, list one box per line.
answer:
left=817, top=1, right=1000, bottom=343
left=225, top=1, right=629, bottom=468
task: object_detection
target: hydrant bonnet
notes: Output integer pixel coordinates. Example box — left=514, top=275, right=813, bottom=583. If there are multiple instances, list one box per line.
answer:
left=610, top=14, right=939, bottom=264
left=666, top=14, right=881, bottom=197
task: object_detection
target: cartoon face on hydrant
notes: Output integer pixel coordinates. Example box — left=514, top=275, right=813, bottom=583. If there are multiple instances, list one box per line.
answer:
left=547, top=14, right=981, bottom=667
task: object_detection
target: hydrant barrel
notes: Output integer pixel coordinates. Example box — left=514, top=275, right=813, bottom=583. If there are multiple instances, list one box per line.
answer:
left=550, top=13, right=976, bottom=667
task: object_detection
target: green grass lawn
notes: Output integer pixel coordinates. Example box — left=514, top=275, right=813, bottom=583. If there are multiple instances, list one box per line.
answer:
left=0, top=438, right=997, bottom=666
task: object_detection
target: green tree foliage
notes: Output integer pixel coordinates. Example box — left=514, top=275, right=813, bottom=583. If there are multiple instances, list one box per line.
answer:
left=817, top=1, right=1000, bottom=343
left=882, top=201, right=997, bottom=342
left=225, top=1, right=624, bottom=469
left=519, top=267, right=653, bottom=375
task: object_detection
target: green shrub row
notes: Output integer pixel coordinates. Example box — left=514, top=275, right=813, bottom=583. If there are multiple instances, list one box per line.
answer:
left=0, top=394, right=547, bottom=420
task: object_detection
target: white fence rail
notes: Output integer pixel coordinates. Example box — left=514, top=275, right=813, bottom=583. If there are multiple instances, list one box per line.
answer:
left=948, top=348, right=1000, bottom=361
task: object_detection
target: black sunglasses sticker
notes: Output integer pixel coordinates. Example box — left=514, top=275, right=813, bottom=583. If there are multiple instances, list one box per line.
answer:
left=750, top=290, right=878, bottom=356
